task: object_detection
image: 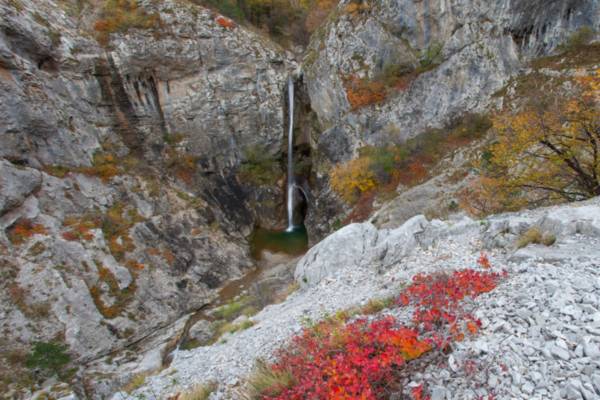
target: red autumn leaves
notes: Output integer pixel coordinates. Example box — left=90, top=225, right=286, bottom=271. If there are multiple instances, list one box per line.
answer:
left=259, top=265, right=505, bottom=399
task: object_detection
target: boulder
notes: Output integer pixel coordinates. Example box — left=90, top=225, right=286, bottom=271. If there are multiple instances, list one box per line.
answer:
left=295, top=222, right=378, bottom=286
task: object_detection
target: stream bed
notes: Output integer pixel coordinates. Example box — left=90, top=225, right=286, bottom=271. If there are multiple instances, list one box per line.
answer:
left=168, top=226, right=309, bottom=356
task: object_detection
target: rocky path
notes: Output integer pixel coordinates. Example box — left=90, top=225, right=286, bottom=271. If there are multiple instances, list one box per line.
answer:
left=121, top=198, right=600, bottom=400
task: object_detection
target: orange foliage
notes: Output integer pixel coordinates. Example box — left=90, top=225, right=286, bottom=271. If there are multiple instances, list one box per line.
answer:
left=108, top=235, right=135, bottom=261
left=474, top=70, right=600, bottom=210
left=397, top=160, right=428, bottom=186
left=8, top=219, right=48, bottom=245
left=147, top=247, right=161, bottom=256
left=304, top=0, right=337, bottom=33
left=62, top=216, right=100, bottom=242
left=330, top=115, right=492, bottom=216
left=477, top=253, right=491, bottom=269
left=458, top=176, right=525, bottom=218
left=93, top=0, right=161, bottom=46
left=345, top=2, right=370, bottom=15
left=126, top=259, right=145, bottom=271
left=466, top=321, right=479, bottom=335
left=216, top=16, right=236, bottom=29
left=166, top=149, right=198, bottom=185
left=89, top=264, right=137, bottom=319
left=343, top=75, right=387, bottom=110
left=162, top=249, right=176, bottom=266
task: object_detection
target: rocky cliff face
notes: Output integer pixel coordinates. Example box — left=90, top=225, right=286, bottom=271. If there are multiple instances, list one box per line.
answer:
left=303, top=0, right=600, bottom=239
left=0, top=0, right=294, bottom=396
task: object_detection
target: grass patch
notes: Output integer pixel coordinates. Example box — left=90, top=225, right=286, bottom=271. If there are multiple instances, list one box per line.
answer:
left=27, top=242, right=47, bottom=257
left=246, top=360, right=295, bottom=399
left=274, top=281, right=300, bottom=303
left=122, top=371, right=152, bottom=394
left=101, top=202, right=143, bottom=261
left=218, top=319, right=255, bottom=336
left=7, top=0, right=24, bottom=12
left=558, top=26, right=596, bottom=52
left=359, top=297, right=395, bottom=315
left=531, top=42, right=600, bottom=70
left=213, top=296, right=250, bottom=320
left=418, top=41, right=444, bottom=72
left=44, top=151, right=131, bottom=183
left=179, top=382, right=217, bottom=400
left=163, top=133, right=185, bottom=145
left=516, top=227, right=556, bottom=249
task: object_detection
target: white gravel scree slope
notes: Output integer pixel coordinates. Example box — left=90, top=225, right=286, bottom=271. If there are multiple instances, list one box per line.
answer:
left=120, top=197, right=600, bottom=400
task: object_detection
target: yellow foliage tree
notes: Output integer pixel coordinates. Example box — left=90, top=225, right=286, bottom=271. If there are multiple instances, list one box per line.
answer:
left=458, top=176, right=526, bottom=217
left=487, top=69, right=600, bottom=204
left=330, top=157, right=377, bottom=203
left=303, top=0, right=337, bottom=32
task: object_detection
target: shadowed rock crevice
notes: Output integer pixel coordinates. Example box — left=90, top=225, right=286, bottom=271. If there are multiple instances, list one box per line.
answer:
left=95, top=55, right=145, bottom=156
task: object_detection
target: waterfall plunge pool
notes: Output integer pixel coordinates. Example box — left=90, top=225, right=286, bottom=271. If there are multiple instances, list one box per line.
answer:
left=250, top=225, right=308, bottom=260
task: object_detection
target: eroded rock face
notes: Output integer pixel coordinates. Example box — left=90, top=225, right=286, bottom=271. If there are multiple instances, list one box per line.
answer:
left=0, top=0, right=294, bottom=396
left=303, top=0, right=600, bottom=239
left=296, top=196, right=600, bottom=289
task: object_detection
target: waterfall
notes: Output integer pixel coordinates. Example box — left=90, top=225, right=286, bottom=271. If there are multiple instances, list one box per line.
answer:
left=286, top=76, right=295, bottom=232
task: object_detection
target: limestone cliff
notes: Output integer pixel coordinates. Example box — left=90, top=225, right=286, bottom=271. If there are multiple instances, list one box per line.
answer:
left=303, top=0, right=600, bottom=240
left=0, top=0, right=294, bottom=396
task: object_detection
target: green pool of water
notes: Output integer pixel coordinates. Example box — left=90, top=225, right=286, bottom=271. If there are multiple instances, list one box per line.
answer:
left=250, top=225, right=308, bottom=259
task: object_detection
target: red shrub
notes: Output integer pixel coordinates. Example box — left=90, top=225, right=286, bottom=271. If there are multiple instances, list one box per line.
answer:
left=477, top=253, right=491, bottom=269
left=216, top=16, right=235, bottom=29
left=343, top=191, right=376, bottom=224
left=343, top=75, right=387, bottom=110
left=257, top=268, right=505, bottom=399
left=265, top=317, right=431, bottom=400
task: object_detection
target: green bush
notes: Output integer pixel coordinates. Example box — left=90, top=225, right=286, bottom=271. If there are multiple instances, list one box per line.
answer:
left=200, top=0, right=246, bottom=20
left=560, top=26, right=595, bottom=51
left=358, top=145, right=406, bottom=182
left=25, top=342, right=70, bottom=377
left=418, top=42, right=444, bottom=71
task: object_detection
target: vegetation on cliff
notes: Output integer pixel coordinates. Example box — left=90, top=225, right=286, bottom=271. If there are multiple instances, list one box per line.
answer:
left=331, top=114, right=491, bottom=220
left=196, top=0, right=338, bottom=46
